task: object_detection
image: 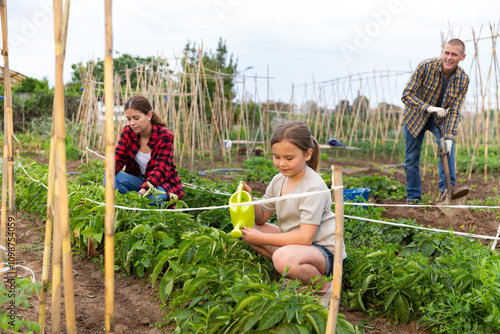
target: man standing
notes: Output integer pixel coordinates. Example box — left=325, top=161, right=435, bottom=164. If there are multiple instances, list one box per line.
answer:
left=402, top=39, right=469, bottom=204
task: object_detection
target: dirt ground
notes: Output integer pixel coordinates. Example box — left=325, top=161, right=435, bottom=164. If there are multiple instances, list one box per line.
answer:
left=16, top=213, right=170, bottom=334
left=13, top=150, right=500, bottom=333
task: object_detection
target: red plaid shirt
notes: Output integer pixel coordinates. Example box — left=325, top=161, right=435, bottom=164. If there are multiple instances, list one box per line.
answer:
left=115, top=124, right=184, bottom=199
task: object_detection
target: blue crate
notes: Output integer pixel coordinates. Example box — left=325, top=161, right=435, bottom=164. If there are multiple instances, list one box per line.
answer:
left=343, top=187, right=370, bottom=202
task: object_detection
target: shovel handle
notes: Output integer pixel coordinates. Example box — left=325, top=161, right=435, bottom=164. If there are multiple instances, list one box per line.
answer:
left=433, top=114, right=453, bottom=202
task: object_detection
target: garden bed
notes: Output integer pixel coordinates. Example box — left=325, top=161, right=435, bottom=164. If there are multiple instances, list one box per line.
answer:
left=8, top=152, right=500, bottom=333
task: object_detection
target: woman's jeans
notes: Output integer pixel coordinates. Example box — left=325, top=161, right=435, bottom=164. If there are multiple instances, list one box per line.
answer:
left=404, top=118, right=455, bottom=202
left=112, top=172, right=170, bottom=207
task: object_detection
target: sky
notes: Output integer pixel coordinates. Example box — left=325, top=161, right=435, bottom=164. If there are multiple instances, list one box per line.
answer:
left=3, top=0, right=500, bottom=105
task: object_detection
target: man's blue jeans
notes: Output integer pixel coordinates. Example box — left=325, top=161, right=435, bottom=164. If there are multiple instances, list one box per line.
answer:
left=404, top=118, right=455, bottom=202
left=113, top=171, right=170, bottom=206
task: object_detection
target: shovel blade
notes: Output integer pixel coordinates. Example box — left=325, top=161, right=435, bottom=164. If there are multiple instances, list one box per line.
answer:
left=436, top=196, right=472, bottom=218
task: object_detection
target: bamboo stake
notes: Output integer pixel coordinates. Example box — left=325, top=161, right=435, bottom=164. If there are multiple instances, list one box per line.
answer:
left=50, top=189, right=62, bottom=334
left=39, top=118, right=56, bottom=333
left=1, top=5, right=14, bottom=217
left=0, top=0, right=16, bottom=292
left=104, top=1, right=115, bottom=332
left=190, top=52, right=202, bottom=169
left=326, top=165, right=344, bottom=334
left=196, top=49, right=205, bottom=159
left=52, top=0, right=77, bottom=332
left=265, top=66, right=270, bottom=149
left=347, top=86, right=362, bottom=150
left=317, top=88, right=324, bottom=142
left=492, top=26, right=500, bottom=160
left=199, top=57, right=224, bottom=160
left=468, top=29, right=483, bottom=179
left=39, top=1, right=70, bottom=329
left=0, top=8, right=17, bottom=334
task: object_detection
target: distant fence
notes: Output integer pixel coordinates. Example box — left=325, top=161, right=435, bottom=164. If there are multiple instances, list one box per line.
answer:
left=76, top=23, right=500, bottom=178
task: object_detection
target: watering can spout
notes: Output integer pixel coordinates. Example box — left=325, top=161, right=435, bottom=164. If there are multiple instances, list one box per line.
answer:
left=229, top=184, right=255, bottom=238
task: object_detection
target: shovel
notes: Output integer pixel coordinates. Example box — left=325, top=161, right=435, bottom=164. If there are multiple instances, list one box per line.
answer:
left=434, top=115, right=472, bottom=218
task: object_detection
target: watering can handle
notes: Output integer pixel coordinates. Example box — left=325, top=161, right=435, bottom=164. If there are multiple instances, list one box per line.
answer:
left=236, top=183, right=244, bottom=203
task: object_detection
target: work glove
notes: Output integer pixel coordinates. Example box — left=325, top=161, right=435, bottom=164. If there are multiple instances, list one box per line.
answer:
left=427, top=106, right=447, bottom=118
left=143, top=181, right=166, bottom=197
left=443, top=139, right=453, bottom=156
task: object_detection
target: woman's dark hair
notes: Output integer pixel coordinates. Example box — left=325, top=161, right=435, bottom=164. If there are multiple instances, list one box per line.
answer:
left=124, top=95, right=165, bottom=127
left=270, top=120, right=321, bottom=172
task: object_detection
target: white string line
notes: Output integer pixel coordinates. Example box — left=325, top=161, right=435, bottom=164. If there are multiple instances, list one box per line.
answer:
left=0, top=263, right=36, bottom=282
left=85, top=147, right=105, bottom=159
left=14, top=161, right=499, bottom=242
left=15, top=158, right=341, bottom=212
left=16, top=163, right=49, bottom=190
left=491, top=222, right=500, bottom=250
left=15, top=160, right=500, bottom=213
left=81, top=147, right=500, bottom=211
left=83, top=187, right=343, bottom=212
left=183, top=182, right=233, bottom=196
left=15, top=160, right=500, bottom=212
left=344, top=214, right=500, bottom=241
left=341, top=201, right=500, bottom=210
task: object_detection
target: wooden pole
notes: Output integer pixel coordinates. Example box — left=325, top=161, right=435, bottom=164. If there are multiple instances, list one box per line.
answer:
left=104, top=1, right=115, bottom=332
left=0, top=4, right=17, bottom=328
left=265, top=66, right=270, bottom=149
left=50, top=185, right=62, bottom=334
left=52, top=0, right=77, bottom=332
left=39, top=1, right=70, bottom=330
left=39, top=121, right=56, bottom=333
left=326, top=165, right=344, bottom=334
left=0, top=0, right=16, bottom=284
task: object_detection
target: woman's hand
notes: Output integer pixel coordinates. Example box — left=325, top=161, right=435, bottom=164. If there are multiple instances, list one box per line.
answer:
left=138, top=188, right=147, bottom=196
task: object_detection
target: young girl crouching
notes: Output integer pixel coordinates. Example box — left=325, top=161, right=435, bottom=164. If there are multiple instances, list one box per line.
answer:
left=239, top=120, right=346, bottom=306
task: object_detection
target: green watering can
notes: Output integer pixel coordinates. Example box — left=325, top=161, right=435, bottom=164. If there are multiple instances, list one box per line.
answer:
left=229, top=183, right=255, bottom=238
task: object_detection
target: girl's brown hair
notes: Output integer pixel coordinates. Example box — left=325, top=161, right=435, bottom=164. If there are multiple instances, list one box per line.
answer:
left=124, top=95, right=166, bottom=127
left=270, top=120, right=321, bottom=172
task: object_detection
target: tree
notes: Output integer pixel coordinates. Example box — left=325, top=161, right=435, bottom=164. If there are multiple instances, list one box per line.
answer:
left=13, top=76, right=50, bottom=93
left=68, top=52, right=167, bottom=93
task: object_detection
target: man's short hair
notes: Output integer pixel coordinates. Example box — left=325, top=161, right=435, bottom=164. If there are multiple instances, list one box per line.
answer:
left=446, top=38, right=466, bottom=54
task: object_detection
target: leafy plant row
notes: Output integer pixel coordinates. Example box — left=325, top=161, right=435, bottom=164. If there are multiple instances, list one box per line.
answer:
left=342, top=204, right=500, bottom=333
left=0, top=278, right=41, bottom=333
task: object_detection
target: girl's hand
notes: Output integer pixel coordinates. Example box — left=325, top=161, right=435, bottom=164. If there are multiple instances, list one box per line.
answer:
left=239, top=181, right=253, bottom=198
left=240, top=226, right=261, bottom=244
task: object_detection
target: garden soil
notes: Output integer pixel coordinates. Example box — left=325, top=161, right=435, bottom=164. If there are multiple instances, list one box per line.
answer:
left=16, top=213, right=171, bottom=334
left=13, top=153, right=499, bottom=333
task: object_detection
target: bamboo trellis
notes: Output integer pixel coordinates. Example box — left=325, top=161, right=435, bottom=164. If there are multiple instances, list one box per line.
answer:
left=75, top=23, right=500, bottom=179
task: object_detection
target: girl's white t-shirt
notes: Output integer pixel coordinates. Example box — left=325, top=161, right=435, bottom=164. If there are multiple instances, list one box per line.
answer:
left=134, top=151, right=151, bottom=175
left=260, top=166, right=347, bottom=259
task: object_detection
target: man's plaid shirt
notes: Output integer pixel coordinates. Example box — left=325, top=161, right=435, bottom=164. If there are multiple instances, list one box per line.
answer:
left=114, top=124, right=184, bottom=199
left=402, top=57, right=469, bottom=139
